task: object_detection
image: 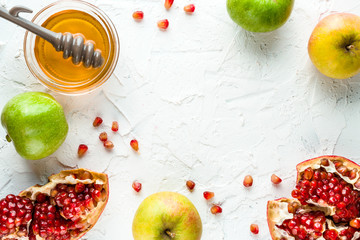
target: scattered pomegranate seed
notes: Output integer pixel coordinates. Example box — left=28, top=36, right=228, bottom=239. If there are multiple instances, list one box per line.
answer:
left=243, top=175, right=253, bottom=187
left=164, top=0, right=174, bottom=10
left=271, top=174, right=282, bottom=184
left=186, top=180, right=195, bottom=191
left=77, top=144, right=88, bottom=157
left=111, top=121, right=119, bottom=132
left=211, top=205, right=222, bottom=214
left=99, top=132, right=108, bottom=142
left=104, top=141, right=114, bottom=149
left=132, top=181, right=142, bottom=192
left=184, top=4, right=195, bottom=13
left=157, top=19, right=169, bottom=30
left=250, top=224, right=259, bottom=234
left=93, top=117, right=103, bottom=127
left=130, top=139, right=139, bottom=151
left=132, top=11, right=144, bottom=20
left=203, top=191, right=214, bottom=200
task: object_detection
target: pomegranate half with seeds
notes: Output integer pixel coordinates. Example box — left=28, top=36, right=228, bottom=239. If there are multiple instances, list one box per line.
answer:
left=267, top=156, right=360, bottom=240
left=0, top=168, right=108, bottom=240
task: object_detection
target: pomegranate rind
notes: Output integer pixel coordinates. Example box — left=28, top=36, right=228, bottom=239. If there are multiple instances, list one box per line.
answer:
left=19, top=168, right=109, bottom=240
left=296, top=155, right=359, bottom=183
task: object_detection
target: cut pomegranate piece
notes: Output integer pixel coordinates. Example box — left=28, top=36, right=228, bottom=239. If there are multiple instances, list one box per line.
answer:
left=0, top=169, right=108, bottom=240
left=164, top=0, right=174, bottom=10
left=267, top=156, right=360, bottom=240
left=132, top=11, right=144, bottom=20
left=93, top=117, right=103, bottom=127
left=157, top=19, right=169, bottom=30
left=184, top=4, right=195, bottom=13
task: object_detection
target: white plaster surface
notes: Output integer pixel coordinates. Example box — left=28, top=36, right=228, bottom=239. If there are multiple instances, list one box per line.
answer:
left=1, top=0, right=360, bottom=239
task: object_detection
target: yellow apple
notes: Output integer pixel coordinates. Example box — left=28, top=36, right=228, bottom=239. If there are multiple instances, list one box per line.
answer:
left=308, top=13, right=360, bottom=79
left=132, top=192, right=202, bottom=240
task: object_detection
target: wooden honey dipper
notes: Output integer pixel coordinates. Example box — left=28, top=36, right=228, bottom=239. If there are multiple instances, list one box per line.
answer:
left=0, top=5, right=104, bottom=68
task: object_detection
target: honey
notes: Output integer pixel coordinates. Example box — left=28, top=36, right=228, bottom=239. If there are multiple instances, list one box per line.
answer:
left=34, top=10, right=115, bottom=89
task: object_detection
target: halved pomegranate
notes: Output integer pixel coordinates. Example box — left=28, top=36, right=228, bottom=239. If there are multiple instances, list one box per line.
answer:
left=0, top=168, right=109, bottom=240
left=267, top=156, right=360, bottom=240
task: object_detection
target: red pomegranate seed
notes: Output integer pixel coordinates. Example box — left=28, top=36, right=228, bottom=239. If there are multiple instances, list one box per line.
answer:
left=130, top=139, right=139, bottom=151
left=77, top=144, right=88, bottom=157
left=99, top=132, right=108, bottom=142
left=186, top=180, right=195, bottom=191
left=250, top=224, right=259, bottom=234
left=157, top=19, right=169, bottom=30
left=243, top=175, right=253, bottom=187
left=164, top=0, right=174, bottom=10
left=132, top=181, right=142, bottom=192
left=184, top=4, right=195, bottom=13
left=104, top=141, right=114, bottom=149
left=111, top=121, right=119, bottom=132
left=75, top=183, right=85, bottom=193
left=132, top=11, right=144, bottom=20
left=203, top=191, right=214, bottom=200
left=271, top=174, right=282, bottom=184
left=93, top=117, right=103, bottom=127
left=210, top=205, right=222, bottom=214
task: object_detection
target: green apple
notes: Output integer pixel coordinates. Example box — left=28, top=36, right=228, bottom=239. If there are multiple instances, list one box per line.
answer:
left=1, top=92, right=68, bottom=160
left=226, top=0, right=295, bottom=32
left=308, top=13, right=360, bottom=79
left=132, top=192, right=202, bottom=240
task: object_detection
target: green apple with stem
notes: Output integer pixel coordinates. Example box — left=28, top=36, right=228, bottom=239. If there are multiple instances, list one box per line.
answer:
left=1, top=92, right=68, bottom=160
left=227, top=0, right=295, bottom=32
left=132, top=192, right=202, bottom=240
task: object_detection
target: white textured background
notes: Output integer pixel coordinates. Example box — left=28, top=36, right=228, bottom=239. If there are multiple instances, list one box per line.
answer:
left=1, top=0, right=360, bottom=239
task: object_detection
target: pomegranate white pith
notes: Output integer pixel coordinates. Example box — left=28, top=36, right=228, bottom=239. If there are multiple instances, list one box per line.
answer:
left=267, top=156, right=360, bottom=240
left=0, top=169, right=108, bottom=240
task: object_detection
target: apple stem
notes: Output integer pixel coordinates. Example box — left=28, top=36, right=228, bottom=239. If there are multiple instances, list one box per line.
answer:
left=165, top=230, right=176, bottom=238
left=5, top=134, right=11, bottom=142
left=347, top=45, right=355, bottom=51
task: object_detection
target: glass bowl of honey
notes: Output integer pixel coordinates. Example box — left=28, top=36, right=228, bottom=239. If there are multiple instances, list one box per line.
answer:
left=24, top=0, right=119, bottom=94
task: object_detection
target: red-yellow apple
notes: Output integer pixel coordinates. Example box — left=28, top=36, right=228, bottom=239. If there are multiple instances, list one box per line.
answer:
left=132, top=192, right=202, bottom=240
left=308, top=13, right=360, bottom=79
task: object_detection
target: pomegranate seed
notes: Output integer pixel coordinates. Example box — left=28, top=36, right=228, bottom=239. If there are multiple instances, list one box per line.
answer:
left=186, top=180, right=195, bottom=191
left=271, top=174, right=282, bottom=184
left=93, top=117, right=103, bottom=127
left=77, top=144, right=88, bottom=157
left=132, top=181, right=142, bottom=192
left=132, top=11, right=144, bottom=20
left=157, top=19, right=169, bottom=30
left=203, top=191, right=214, bottom=200
left=104, top=141, right=114, bottom=149
left=250, top=224, right=259, bottom=234
left=75, top=183, right=85, bottom=193
left=243, top=175, right=253, bottom=187
left=99, top=132, right=108, bottom=142
left=210, top=205, right=222, bottom=214
left=350, top=219, right=360, bottom=229
left=130, top=139, right=139, bottom=151
left=184, top=4, right=195, bottom=13
left=164, top=0, right=174, bottom=10
left=111, top=121, right=119, bottom=132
